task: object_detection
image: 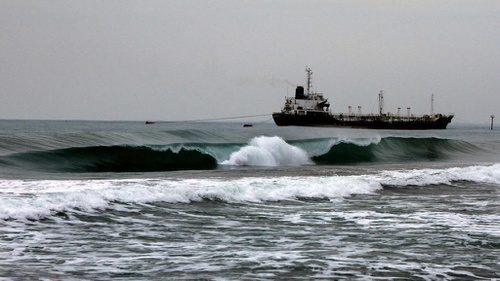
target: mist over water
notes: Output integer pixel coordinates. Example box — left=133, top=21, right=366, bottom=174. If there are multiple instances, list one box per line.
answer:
left=0, top=120, right=499, bottom=280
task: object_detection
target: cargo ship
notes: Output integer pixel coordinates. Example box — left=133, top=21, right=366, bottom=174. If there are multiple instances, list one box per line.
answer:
left=272, top=68, right=454, bottom=129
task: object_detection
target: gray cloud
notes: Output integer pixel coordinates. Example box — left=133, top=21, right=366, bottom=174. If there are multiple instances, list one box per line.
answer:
left=1, top=1, right=498, bottom=124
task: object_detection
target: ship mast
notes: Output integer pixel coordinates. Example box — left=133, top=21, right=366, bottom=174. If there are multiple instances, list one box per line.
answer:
left=378, top=90, right=384, bottom=116
left=306, top=67, right=312, bottom=96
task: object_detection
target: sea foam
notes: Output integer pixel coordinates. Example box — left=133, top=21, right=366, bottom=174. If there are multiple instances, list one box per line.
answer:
left=379, top=163, right=500, bottom=186
left=0, top=164, right=498, bottom=220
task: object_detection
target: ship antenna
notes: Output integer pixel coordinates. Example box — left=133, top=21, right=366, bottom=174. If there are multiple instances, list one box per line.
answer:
left=306, top=67, right=312, bottom=96
left=431, top=93, right=434, bottom=116
left=378, top=90, right=384, bottom=115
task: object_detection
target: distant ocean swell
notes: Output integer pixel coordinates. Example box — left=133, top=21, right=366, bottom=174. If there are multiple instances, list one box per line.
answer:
left=0, top=136, right=490, bottom=173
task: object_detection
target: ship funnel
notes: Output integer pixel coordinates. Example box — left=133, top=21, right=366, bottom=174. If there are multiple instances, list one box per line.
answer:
left=295, top=86, right=305, bottom=99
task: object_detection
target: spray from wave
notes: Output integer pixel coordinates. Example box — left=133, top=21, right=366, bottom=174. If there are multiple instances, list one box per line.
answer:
left=221, top=136, right=311, bottom=166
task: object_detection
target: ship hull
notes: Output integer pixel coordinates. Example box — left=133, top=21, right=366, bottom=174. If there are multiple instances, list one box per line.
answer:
left=272, top=113, right=453, bottom=130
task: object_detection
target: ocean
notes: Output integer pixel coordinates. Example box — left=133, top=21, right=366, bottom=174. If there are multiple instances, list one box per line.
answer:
left=0, top=119, right=499, bottom=280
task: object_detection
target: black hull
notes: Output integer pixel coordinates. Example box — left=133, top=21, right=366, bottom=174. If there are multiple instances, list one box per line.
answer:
left=272, top=113, right=453, bottom=130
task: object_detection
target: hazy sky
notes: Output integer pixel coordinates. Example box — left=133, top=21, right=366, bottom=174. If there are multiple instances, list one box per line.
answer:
left=1, top=1, right=499, bottom=124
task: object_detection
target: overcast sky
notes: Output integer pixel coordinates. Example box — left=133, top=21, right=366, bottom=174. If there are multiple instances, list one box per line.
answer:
left=1, top=1, right=499, bottom=124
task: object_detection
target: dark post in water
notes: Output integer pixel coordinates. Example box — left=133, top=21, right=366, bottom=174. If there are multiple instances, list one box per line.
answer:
left=491, top=115, right=495, bottom=130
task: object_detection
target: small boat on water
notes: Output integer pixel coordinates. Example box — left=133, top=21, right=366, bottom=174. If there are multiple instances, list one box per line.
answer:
left=272, top=68, right=454, bottom=129
left=243, top=123, right=253, bottom=128
left=145, top=121, right=155, bottom=125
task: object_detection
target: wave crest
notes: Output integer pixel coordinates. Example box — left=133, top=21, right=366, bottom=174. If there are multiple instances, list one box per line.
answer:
left=0, top=136, right=491, bottom=173
left=1, top=164, right=498, bottom=221
left=222, top=136, right=311, bottom=166
left=1, top=146, right=218, bottom=173
left=312, top=137, right=481, bottom=165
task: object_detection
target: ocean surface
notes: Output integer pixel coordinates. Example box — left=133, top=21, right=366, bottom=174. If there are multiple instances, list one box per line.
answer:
left=0, top=120, right=499, bottom=280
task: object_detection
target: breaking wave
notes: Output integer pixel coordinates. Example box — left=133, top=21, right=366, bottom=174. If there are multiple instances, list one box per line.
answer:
left=0, top=136, right=492, bottom=173
left=0, top=145, right=218, bottom=172
left=311, top=136, right=481, bottom=165
left=1, top=164, right=499, bottom=220
left=221, top=136, right=311, bottom=166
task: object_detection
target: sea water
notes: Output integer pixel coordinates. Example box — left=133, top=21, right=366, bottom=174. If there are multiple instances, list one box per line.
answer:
left=0, top=120, right=499, bottom=280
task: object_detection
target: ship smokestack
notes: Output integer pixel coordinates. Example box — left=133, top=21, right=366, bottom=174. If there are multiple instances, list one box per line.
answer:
left=295, top=86, right=305, bottom=99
